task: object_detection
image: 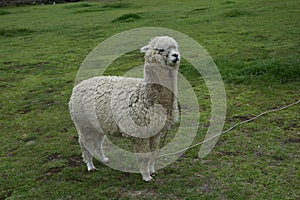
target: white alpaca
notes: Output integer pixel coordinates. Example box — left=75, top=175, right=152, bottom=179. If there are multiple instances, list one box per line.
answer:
left=69, top=36, right=180, bottom=181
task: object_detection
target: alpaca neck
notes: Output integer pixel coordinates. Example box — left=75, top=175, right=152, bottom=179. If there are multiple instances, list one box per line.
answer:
left=143, top=63, right=178, bottom=93
left=143, top=63, right=178, bottom=114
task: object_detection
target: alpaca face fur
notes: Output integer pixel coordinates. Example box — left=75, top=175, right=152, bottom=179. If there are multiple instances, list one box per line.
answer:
left=69, top=36, right=180, bottom=181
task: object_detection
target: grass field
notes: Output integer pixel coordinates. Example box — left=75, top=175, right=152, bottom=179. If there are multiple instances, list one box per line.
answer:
left=0, top=0, right=299, bottom=199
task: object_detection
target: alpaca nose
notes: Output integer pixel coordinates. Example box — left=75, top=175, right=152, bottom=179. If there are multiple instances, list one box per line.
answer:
left=171, top=53, right=179, bottom=63
left=172, top=57, right=179, bottom=63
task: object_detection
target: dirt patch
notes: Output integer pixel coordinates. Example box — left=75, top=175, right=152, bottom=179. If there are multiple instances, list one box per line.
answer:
left=219, top=151, right=239, bottom=156
left=37, top=166, right=64, bottom=183
left=46, top=153, right=62, bottom=162
left=1, top=173, right=8, bottom=179
left=68, top=156, right=82, bottom=167
left=286, top=136, right=300, bottom=143
left=44, top=166, right=64, bottom=175
left=232, top=115, right=253, bottom=121
left=5, top=147, right=19, bottom=157
left=0, top=190, right=13, bottom=199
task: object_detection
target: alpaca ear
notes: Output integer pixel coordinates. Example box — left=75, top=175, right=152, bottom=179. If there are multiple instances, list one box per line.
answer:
left=140, top=45, right=150, bottom=53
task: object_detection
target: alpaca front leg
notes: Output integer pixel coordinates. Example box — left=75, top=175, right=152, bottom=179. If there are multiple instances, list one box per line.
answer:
left=150, top=134, right=161, bottom=175
left=133, top=138, right=153, bottom=182
left=172, top=100, right=179, bottom=122
left=149, top=152, right=157, bottom=175
left=136, top=153, right=152, bottom=181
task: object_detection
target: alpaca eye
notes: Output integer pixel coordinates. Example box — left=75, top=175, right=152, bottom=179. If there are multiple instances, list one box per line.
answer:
left=155, top=48, right=165, bottom=53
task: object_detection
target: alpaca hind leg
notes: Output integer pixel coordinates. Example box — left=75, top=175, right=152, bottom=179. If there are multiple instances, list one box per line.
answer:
left=99, top=135, right=109, bottom=163
left=133, top=138, right=152, bottom=182
left=79, top=140, right=96, bottom=171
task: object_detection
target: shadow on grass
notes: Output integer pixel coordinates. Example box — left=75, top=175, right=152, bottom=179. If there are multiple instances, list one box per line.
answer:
left=0, top=28, right=35, bottom=37
left=112, top=13, right=142, bottom=23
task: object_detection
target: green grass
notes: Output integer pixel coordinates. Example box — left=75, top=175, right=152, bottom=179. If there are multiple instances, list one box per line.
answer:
left=0, top=0, right=299, bottom=199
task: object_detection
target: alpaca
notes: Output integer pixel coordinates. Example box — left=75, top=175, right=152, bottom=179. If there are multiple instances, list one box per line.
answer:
left=69, top=36, right=180, bottom=181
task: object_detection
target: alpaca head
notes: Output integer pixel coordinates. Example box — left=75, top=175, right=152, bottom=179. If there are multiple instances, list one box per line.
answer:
left=141, top=36, right=180, bottom=67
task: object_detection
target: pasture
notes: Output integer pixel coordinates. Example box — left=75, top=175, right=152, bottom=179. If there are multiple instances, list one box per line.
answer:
left=0, top=0, right=299, bottom=199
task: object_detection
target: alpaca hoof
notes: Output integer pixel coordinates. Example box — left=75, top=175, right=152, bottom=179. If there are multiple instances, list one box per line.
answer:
left=87, top=163, right=96, bottom=171
left=143, top=176, right=154, bottom=182
left=101, top=157, right=110, bottom=163
left=88, top=167, right=97, bottom=172
left=151, top=171, right=157, bottom=176
left=88, top=168, right=97, bottom=172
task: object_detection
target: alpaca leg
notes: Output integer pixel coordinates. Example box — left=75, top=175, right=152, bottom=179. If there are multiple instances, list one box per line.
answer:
left=133, top=138, right=152, bottom=182
left=99, top=135, right=109, bottom=163
left=172, top=98, right=180, bottom=122
left=79, top=140, right=96, bottom=171
left=150, top=134, right=161, bottom=175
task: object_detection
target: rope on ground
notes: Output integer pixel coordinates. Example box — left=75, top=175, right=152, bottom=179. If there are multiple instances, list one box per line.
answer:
left=157, top=99, right=300, bottom=159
